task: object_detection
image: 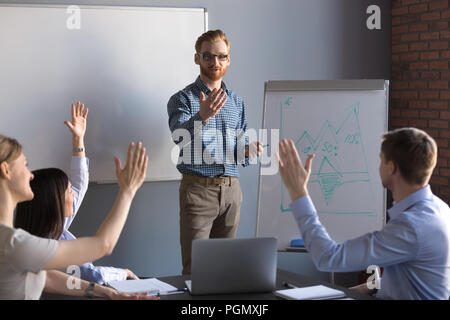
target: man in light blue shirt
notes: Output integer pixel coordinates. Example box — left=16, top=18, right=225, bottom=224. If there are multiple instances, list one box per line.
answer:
left=276, top=127, right=450, bottom=299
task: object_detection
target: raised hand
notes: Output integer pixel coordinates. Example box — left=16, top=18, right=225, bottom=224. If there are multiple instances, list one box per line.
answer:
left=198, top=88, right=227, bottom=122
left=64, top=101, right=88, bottom=138
left=114, top=142, right=148, bottom=196
left=276, top=139, right=315, bottom=201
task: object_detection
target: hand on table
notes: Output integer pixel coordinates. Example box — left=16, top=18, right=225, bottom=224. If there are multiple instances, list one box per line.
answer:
left=126, top=269, right=139, bottom=280
left=101, top=286, right=160, bottom=300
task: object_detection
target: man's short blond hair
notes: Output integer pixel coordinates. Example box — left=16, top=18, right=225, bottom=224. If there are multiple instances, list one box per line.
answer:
left=195, top=29, right=230, bottom=53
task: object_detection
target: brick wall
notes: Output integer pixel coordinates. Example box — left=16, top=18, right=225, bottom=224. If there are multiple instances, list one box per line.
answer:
left=391, top=0, right=450, bottom=203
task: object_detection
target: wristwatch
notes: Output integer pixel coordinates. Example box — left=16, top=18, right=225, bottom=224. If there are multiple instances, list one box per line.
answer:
left=87, top=282, right=96, bottom=298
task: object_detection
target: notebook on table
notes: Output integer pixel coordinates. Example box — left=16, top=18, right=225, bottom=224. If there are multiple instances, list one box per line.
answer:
left=275, top=285, right=346, bottom=300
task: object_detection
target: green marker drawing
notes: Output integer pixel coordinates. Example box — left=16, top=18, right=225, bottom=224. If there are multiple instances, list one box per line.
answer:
left=262, top=144, right=270, bottom=148
left=279, top=100, right=375, bottom=215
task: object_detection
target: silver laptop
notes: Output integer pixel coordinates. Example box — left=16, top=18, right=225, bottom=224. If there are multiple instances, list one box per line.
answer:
left=185, top=237, right=277, bottom=295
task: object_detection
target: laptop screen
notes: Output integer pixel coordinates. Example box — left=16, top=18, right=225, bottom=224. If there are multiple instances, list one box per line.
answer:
left=188, top=237, right=277, bottom=295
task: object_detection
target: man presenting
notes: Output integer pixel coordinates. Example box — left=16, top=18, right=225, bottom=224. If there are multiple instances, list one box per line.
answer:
left=168, top=30, right=262, bottom=274
left=276, top=128, right=450, bottom=299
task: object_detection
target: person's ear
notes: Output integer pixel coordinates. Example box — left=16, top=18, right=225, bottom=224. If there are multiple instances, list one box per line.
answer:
left=388, top=160, right=397, bottom=176
left=194, top=53, right=200, bottom=65
left=0, top=162, right=10, bottom=179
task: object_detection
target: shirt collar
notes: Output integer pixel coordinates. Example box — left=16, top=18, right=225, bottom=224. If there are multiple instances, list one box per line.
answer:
left=387, top=185, right=433, bottom=220
left=195, top=75, right=229, bottom=95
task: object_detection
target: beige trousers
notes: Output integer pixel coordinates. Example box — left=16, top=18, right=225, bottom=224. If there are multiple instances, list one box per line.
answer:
left=179, top=175, right=242, bottom=275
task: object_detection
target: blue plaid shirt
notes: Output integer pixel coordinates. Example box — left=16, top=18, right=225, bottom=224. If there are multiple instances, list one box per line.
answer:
left=168, top=76, right=249, bottom=177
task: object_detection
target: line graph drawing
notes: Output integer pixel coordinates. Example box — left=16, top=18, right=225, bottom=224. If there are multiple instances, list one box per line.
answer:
left=279, top=98, right=375, bottom=215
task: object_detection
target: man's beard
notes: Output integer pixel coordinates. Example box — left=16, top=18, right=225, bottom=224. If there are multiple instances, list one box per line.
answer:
left=200, top=64, right=228, bottom=81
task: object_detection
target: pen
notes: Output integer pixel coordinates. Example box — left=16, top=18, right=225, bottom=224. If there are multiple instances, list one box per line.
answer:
left=257, top=144, right=269, bottom=152
left=282, top=282, right=298, bottom=289
left=157, top=288, right=188, bottom=296
left=147, top=289, right=160, bottom=296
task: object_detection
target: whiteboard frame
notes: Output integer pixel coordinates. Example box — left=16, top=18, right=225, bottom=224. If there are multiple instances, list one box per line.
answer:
left=0, top=3, right=209, bottom=32
left=0, top=4, right=208, bottom=183
left=0, top=3, right=206, bottom=13
left=256, top=79, right=389, bottom=247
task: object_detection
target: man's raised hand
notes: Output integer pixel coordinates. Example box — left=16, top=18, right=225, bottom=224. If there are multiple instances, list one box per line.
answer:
left=276, top=139, right=315, bottom=201
left=198, top=88, right=227, bottom=122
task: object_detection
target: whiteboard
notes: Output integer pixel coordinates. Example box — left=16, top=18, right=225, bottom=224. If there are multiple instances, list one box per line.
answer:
left=256, top=80, right=388, bottom=249
left=0, top=5, right=207, bottom=182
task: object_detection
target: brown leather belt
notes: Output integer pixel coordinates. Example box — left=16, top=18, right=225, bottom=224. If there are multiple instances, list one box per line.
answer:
left=182, top=174, right=238, bottom=186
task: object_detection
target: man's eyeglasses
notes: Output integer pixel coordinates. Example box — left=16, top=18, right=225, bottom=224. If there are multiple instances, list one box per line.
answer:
left=197, top=52, right=229, bottom=62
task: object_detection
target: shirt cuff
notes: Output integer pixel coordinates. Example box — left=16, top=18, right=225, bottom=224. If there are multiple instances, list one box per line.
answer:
left=195, top=112, right=207, bottom=126
left=189, top=112, right=206, bottom=138
left=289, top=195, right=317, bottom=219
left=99, top=267, right=128, bottom=285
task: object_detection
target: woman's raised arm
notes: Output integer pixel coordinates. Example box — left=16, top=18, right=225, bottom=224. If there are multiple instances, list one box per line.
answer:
left=44, top=141, right=148, bottom=270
